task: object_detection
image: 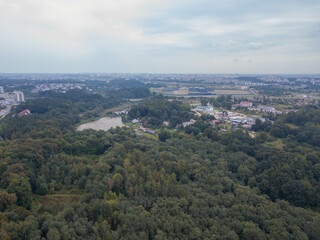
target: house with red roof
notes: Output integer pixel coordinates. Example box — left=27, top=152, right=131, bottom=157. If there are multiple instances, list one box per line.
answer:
left=18, top=109, right=31, bottom=117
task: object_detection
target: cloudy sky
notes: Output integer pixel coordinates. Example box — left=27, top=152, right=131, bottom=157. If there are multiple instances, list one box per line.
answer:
left=0, top=0, right=319, bottom=73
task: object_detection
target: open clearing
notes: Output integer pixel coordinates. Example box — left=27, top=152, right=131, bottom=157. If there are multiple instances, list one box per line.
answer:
left=77, top=117, right=124, bottom=131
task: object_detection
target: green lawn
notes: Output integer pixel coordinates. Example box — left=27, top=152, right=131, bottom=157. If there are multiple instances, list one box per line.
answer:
left=220, top=123, right=231, bottom=130
left=263, top=139, right=285, bottom=150
left=286, top=123, right=300, bottom=129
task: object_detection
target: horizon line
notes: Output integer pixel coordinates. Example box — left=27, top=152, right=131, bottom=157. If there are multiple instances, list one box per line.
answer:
left=0, top=72, right=319, bottom=76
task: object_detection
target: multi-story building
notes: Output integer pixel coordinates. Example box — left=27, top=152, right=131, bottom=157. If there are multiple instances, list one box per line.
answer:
left=14, top=91, right=25, bottom=102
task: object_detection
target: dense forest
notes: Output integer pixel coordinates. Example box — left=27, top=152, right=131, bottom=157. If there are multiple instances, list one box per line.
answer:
left=0, top=91, right=319, bottom=239
left=253, top=105, right=320, bottom=147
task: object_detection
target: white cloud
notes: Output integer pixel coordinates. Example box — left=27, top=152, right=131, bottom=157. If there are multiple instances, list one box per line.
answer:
left=0, top=0, right=163, bottom=53
left=0, top=0, right=319, bottom=73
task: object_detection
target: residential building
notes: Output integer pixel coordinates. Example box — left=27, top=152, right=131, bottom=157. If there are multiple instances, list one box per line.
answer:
left=231, top=104, right=242, bottom=109
left=240, top=101, right=253, bottom=107
left=14, top=91, right=25, bottom=102
left=196, top=106, right=214, bottom=113
left=257, top=105, right=276, bottom=113
left=138, top=127, right=157, bottom=135
left=210, top=120, right=218, bottom=125
left=163, top=121, right=169, bottom=126
left=131, top=119, right=140, bottom=124
left=182, top=119, right=196, bottom=127
left=18, top=109, right=31, bottom=117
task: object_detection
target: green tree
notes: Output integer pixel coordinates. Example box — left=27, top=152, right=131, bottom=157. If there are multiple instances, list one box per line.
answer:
left=7, top=176, right=32, bottom=209
left=158, top=130, right=171, bottom=142
left=0, top=190, right=17, bottom=211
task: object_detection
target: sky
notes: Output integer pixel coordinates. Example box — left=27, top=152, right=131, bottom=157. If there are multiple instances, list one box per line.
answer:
left=0, top=0, right=319, bottom=74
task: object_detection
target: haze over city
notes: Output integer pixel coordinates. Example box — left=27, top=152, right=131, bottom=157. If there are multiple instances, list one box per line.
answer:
left=1, top=0, right=319, bottom=73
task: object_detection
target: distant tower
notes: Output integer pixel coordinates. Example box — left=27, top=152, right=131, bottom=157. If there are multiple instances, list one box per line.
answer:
left=14, top=91, right=25, bottom=102
left=0, top=86, right=4, bottom=94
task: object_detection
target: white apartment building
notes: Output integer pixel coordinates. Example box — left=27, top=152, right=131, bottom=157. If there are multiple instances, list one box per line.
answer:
left=14, top=91, right=25, bottom=102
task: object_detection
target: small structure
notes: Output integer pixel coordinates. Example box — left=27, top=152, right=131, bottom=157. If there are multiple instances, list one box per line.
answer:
left=163, top=121, right=169, bottom=126
left=242, top=124, right=252, bottom=129
left=257, top=105, right=276, bottom=113
left=245, top=117, right=256, bottom=125
left=232, top=101, right=253, bottom=109
left=231, top=124, right=238, bottom=132
left=230, top=117, right=244, bottom=124
left=114, top=109, right=128, bottom=115
left=196, top=106, right=214, bottom=113
left=240, top=101, right=253, bottom=108
left=182, top=119, right=196, bottom=128
left=232, top=104, right=242, bottom=109
left=210, top=120, right=218, bottom=125
left=131, top=119, right=140, bottom=124
left=138, top=127, right=157, bottom=135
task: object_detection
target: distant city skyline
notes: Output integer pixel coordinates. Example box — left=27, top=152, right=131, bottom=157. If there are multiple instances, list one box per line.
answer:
left=0, top=0, right=319, bottom=74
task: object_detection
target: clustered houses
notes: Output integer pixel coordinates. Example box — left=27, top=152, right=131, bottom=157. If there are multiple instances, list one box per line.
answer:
left=295, top=98, right=319, bottom=106
left=0, top=87, right=26, bottom=118
left=0, top=108, right=11, bottom=117
left=220, top=111, right=265, bottom=128
left=114, top=109, right=129, bottom=115
left=231, top=100, right=283, bottom=114
left=162, top=119, right=196, bottom=128
left=32, top=83, right=85, bottom=93
left=130, top=119, right=157, bottom=135
left=255, top=105, right=282, bottom=114
left=0, top=89, right=25, bottom=107
left=195, top=105, right=266, bottom=130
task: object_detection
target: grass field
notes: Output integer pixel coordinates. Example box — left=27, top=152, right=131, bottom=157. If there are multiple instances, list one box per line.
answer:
left=220, top=123, right=231, bottom=130
left=173, top=90, right=188, bottom=95
left=165, top=89, right=252, bottom=96
left=213, top=89, right=251, bottom=95
left=34, top=191, right=83, bottom=211
left=286, top=123, right=300, bottom=129
left=270, top=104, right=294, bottom=109
left=263, top=139, right=284, bottom=150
